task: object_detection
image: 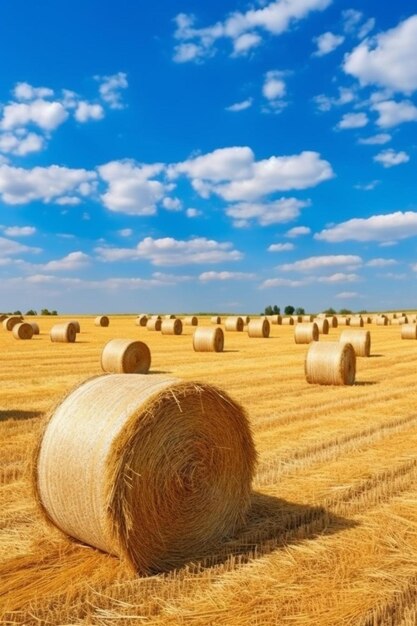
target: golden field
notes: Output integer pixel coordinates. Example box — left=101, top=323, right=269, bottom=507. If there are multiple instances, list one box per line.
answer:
left=1, top=315, right=417, bottom=625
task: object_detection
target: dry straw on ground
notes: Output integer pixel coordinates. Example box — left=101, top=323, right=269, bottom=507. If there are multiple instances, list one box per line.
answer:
left=161, top=319, right=183, bottom=335
left=183, top=316, right=198, bottom=326
left=339, top=329, right=371, bottom=357
left=210, top=315, right=221, bottom=324
left=315, top=318, right=329, bottom=335
left=12, top=322, right=34, bottom=340
left=2, top=316, right=21, bottom=331
left=135, top=315, right=148, bottom=327
left=29, top=322, right=40, bottom=335
left=247, top=318, right=270, bottom=338
left=146, top=318, right=162, bottom=331
left=225, top=316, right=244, bottom=332
left=34, top=375, right=256, bottom=574
left=50, top=323, right=77, bottom=343
left=401, top=324, right=417, bottom=339
left=305, top=341, right=356, bottom=385
left=68, top=320, right=80, bottom=333
left=95, top=316, right=109, bottom=327
left=294, top=322, right=319, bottom=344
left=350, top=317, right=364, bottom=328
left=101, top=339, right=151, bottom=374
left=193, top=327, right=224, bottom=352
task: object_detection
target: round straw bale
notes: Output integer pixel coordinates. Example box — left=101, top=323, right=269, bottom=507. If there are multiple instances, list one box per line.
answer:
left=193, top=327, right=224, bottom=352
left=135, top=315, right=148, bottom=327
left=50, top=322, right=77, bottom=343
left=29, top=322, right=40, bottom=335
left=401, top=324, right=417, bottom=339
left=339, top=329, right=371, bottom=357
left=350, top=317, right=364, bottom=328
left=183, top=316, right=198, bottom=326
left=376, top=316, right=388, bottom=326
left=327, top=316, right=338, bottom=328
left=243, top=316, right=250, bottom=324
left=211, top=316, right=221, bottom=324
left=267, top=315, right=282, bottom=325
left=409, top=315, right=417, bottom=323
left=292, top=315, right=302, bottom=323
left=337, top=316, right=350, bottom=326
left=0, top=314, right=7, bottom=322
left=316, top=313, right=326, bottom=318
left=95, top=316, right=109, bottom=327
left=305, top=342, right=356, bottom=386
left=151, top=314, right=162, bottom=320
left=302, top=315, right=313, bottom=323
left=161, top=319, right=183, bottom=335
left=225, top=316, right=244, bottom=332
left=146, top=318, right=162, bottom=331
left=101, top=339, right=151, bottom=374
left=247, top=318, right=270, bottom=338
left=315, top=318, right=329, bottom=335
left=2, top=316, right=21, bottom=331
left=164, top=314, right=176, bottom=319
left=35, top=375, right=256, bottom=574
left=12, top=322, right=34, bottom=340
left=68, top=320, right=80, bottom=333
left=398, top=316, right=408, bottom=324
left=294, top=322, right=319, bottom=344
left=282, top=317, right=294, bottom=326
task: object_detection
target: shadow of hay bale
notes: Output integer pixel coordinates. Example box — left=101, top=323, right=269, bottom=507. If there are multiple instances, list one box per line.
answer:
left=0, top=410, right=42, bottom=422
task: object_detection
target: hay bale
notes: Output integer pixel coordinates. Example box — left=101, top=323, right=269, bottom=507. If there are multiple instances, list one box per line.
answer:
left=292, top=315, right=302, bottom=323
left=305, top=342, right=356, bottom=386
left=164, top=314, right=176, bottom=319
left=337, top=316, right=350, bottom=326
left=350, top=317, right=364, bottom=328
left=315, top=318, right=329, bottom=335
left=401, top=324, right=417, bottom=339
left=282, top=317, right=294, bottom=326
left=34, top=375, right=256, bottom=574
left=243, top=316, right=250, bottom=324
left=50, top=323, right=77, bottom=343
left=376, top=316, right=388, bottom=326
left=326, top=316, right=338, bottom=328
left=68, top=320, right=81, bottom=333
left=101, top=339, right=151, bottom=374
left=302, top=315, right=313, bottom=323
left=193, top=327, right=224, bottom=352
left=0, top=314, right=7, bottom=322
left=161, top=319, right=183, bottom=335
left=29, top=322, right=40, bottom=335
left=211, top=316, right=221, bottom=324
left=151, top=315, right=162, bottom=320
left=183, top=316, right=198, bottom=326
left=267, top=315, right=282, bottom=325
left=12, top=322, right=34, bottom=340
left=2, top=316, right=21, bottom=331
left=135, top=315, right=148, bottom=327
left=247, top=318, right=270, bottom=338
left=316, top=313, right=326, bottom=318
left=294, top=322, right=319, bottom=344
left=95, top=316, right=109, bottom=327
left=339, top=329, right=371, bottom=357
left=225, top=316, right=244, bottom=332
left=146, top=318, right=162, bottom=331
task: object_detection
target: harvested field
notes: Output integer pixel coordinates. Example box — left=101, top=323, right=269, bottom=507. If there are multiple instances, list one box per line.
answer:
left=1, top=315, right=417, bottom=625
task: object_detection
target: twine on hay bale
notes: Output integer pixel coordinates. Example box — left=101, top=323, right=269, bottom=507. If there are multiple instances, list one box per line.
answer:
left=294, top=322, right=319, bottom=344
left=135, top=315, right=148, bottom=327
left=193, top=327, right=224, bottom=352
left=68, top=320, right=80, bottom=333
left=34, top=374, right=256, bottom=574
left=50, top=323, right=77, bottom=343
left=101, top=339, right=151, bottom=374
left=225, top=316, right=244, bottom=332
left=183, top=316, right=198, bottom=326
left=3, top=316, right=21, bottom=331
left=401, top=324, right=417, bottom=339
left=247, top=318, right=270, bottom=338
left=339, top=329, right=371, bottom=357
left=350, top=317, right=364, bottom=328
left=315, top=318, right=329, bottom=335
left=267, top=315, right=282, bottom=325
left=305, top=342, right=356, bottom=386
left=95, top=316, right=109, bottom=327
left=376, top=316, right=388, bottom=326
left=12, top=322, right=34, bottom=340
left=211, top=316, right=221, bottom=324
left=146, top=318, right=162, bottom=331
left=29, top=322, right=40, bottom=335
left=161, top=319, right=183, bottom=335
left=282, top=317, right=294, bottom=326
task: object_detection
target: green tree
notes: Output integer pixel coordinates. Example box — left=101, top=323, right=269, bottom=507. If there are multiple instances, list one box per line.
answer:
left=339, top=308, right=352, bottom=315
left=51, top=310, right=58, bottom=315
left=41, top=308, right=51, bottom=315
left=323, top=307, right=336, bottom=315
left=264, top=305, right=273, bottom=315
left=295, top=307, right=305, bottom=315
left=26, top=309, right=37, bottom=316
left=273, top=305, right=280, bottom=314
left=13, top=310, right=22, bottom=316
left=284, top=305, right=295, bottom=315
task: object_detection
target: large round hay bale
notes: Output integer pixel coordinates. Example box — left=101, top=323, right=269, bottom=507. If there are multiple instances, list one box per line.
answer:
left=294, top=322, right=319, bottom=344
left=35, top=375, right=256, bottom=574
left=247, top=318, right=270, bottom=338
left=68, top=320, right=80, bottom=333
left=101, top=339, right=151, bottom=374
left=3, top=316, right=21, bottom=331
left=267, top=315, right=282, bottom=325
left=282, top=317, right=294, bottom=326
left=339, top=329, right=371, bottom=357
left=225, top=316, right=244, bottom=332
left=161, top=319, right=183, bottom=335
left=135, top=315, right=148, bottom=327
left=12, top=322, right=34, bottom=340
left=183, top=316, right=198, bottom=326
left=315, top=318, right=329, bottom=335
left=350, top=317, right=364, bottom=328
left=146, top=318, right=162, bottom=331
left=211, top=316, right=221, bottom=324
left=401, top=324, right=417, bottom=339
left=29, top=322, right=40, bottom=335
left=326, top=316, right=338, bottom=328
left=193, top=327, right=224, bottom=352
left=50, top=323, right=77, bottom=343
left=305, top=342, right=356, bottom=386
left=95, top=316, right=109, bottom=327
left=337, top=316, right=350, bottom=326
left=164, top=314, right=176, bottom=319
left=376, top=316, right=388, bottom=326
left=302, top=315, right=313, bottom=323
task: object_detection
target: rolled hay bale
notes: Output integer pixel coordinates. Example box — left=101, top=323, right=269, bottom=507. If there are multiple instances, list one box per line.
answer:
left=0, top=314, right=7, bottom=322
left=305, top=342, right=356, bottom=386
left=294, top=322, right=319, bottom=344
left=225, top=316, right=244, bottom=332
left=399, top=316, right=408, bottom=324
left=302, top=315, right=313, bottom=323
left=68, top=320, right=81, bottom=333
left=164, top=314, right=176, bottom=319
left=282, top=317, right=294, bottom=326
left=350, top=317, right=364, bottom=328
left=95, top=316, right=109, bottom=327
left=211, top=316, right=221, bottom=325
left=409, top=315, right=417, bottom=324
left=101, top=339, right=151, bottom=374
left=243, top=316, right=250, bottom=324
left=135, top=315, right=148, bottom=327
left=337, top=316, right=350, bottom=326
left=50, top=322, right=77, bottom=343
left=326, top=315, right=338, bottom=328
left=29, top=322, right=40, bottom=335
left=151, top=315, right=162, bottom=320
left=193, top=327, right=224, bottom=352
left=267, top=315, right=282, bottom=325
left=247, top=318, right=270, bottom=338
left=183, top=316, right=198, bottom=326
left=401, top=324, right=417, bottom=340
left=376, top=316, right=388, bottom=326
left=316, top=313, right=326, bottom=319
left=363, top=316, right=372, bottom=324
left=339, top=329, right=371, bottom=357
left=292, top=315, right=302, bottom=323
left=315, top=318, right=329, bottom=335
left=34, top=375, right=256, bottom=574
left=3, top=316, right=21, bottom=331
left=146, top=318, right=162, bottom=331
left=12, top=322, right=34, bottom=340
left=161, top=319, right=183, bottom=335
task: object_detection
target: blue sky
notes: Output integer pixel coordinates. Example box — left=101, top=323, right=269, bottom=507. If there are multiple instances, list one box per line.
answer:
left=0, top=0, right=416, bottom=313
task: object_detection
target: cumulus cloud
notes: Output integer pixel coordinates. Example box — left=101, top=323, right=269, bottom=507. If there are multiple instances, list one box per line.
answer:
left=372, top=100, right=417, bottom=128
left=42, top=251, right=90, bottom=272
left=374, top=149, right=410, bottom=168
left=260, top=272, right=359, bottom=288
left=199, top=271, right=255, bottom=281
left=358, top=133, right=391, bottom=145
left=268, top=242, right=294, bottom=252
left=186, top=207, right=202, bottom=218
left=0, top=99, right=68, bottom=131
left=336, top=291, right=361, bottom=299
left=285, top=225, right=311, bottom=237
left=0, top=236, right=41, bottom=256
left=278, top=254, right=362, bottom=272
left=162, top=197, right=182, bottom=211
left=74, top=101, right=105, bottom=123
left=96, top=72, right=128, bottom=109
left=226, top=197, right=309, bottom=227
left=226, top=98, right=253, bottom=112
left=313, top=32, right=344, bottom=57
left=13, top=82, right=54, bottom=101
left=313, top=87, right=356, bottom=112
left=315, top=211, right=417, bottom=242
left=262, top=70, right=286, bottom=104
left=337, top=111, right=368, bottom=129
left=366, top=258, right=397, bottom=267
left=0, top=131, right=44, bottom=156
left=3, top=226, right=36, bottom=237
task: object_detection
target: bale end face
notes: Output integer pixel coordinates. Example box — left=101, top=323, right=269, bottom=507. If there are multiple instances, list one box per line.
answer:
left=247, top=318, right=270, bottom=338
left=161, top=319, right=183, bottom=335
left=95, top=316, right=110, bottom=327
left=339, top=329, right=371, bottom=357
left=294, top=322, right=319, bottom=344
left=13, top=322, right=34, bottom=340
left=101, top=339, right=151, bottom=374
left=193, top=327, right=224, bottom=352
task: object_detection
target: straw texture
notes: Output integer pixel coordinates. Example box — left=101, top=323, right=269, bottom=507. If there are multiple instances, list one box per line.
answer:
left=50, top=323, right=77, bottom=343
left=339, top=329, right=371, bottom=357
left=34, top=374, right=256, bottom=574
left=401, top=324, right=417, bottom=339
left=183, top=316, right=198, bottom=326
left=350, top=317, right=364, bottom=328
left=101, top=339, right=151, bottom=374
left=95, top=316, right=110, bottom=327
left=225, top=316, right=244, bottom=332
left=294, top=322, right=319, bottom=344
left=315, top=318, right=329, bottom=335
left=68, top=320, right=81, bottom=333
left=247, top=318, right=270, bottom=338
left=29, top=322, right=40, bottom=335
left=282, top=317, right=294, bottom=326
left=193, top=327, right=224, bottom=352
left=305, top=342, right=356, bottom=386
left=12, top=322, right=34, bottom=340
left=2, top=316, right=21, bottom=331
left=135, top=315, right=148, bottom=327
left=161, top=319, right=183, bottom=335
left=146, top=319, right=162, bottom=331
left=210, top=316, right=221, bottom=324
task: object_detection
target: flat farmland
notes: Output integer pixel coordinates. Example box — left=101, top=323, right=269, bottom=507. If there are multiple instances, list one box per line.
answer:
left=1, top=316, right=417, bottom=625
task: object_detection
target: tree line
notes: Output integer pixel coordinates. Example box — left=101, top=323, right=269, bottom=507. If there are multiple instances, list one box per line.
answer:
left=263, top=305, right=368, bottom=316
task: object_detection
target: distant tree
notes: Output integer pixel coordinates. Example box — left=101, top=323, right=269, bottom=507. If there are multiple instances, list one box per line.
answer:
left=295, top=307, right=305, bottom=315
left=323, top=307, right=336, bottom=315
left=51, top=310, right=58, bottom=315
left=41, top=308, right=51, bottom=315
left=26, top=309, right=37, bottom=316
left=284, top=305, right=295, bottom=315
left=358, top=309, right=368, bottom=314
left=339, top=308, right=352, bottom=315
left=273, top=305, right=280, bottom=314
left=264, top=305, right=274, bottom=315
left=13, top=310, right=22, bottom=316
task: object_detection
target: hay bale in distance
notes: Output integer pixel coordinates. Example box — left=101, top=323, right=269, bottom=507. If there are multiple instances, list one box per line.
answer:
left=2, top=316, right=21, bottom=331
left=337, top=316, right=350, bottom=326
left=193, top=327, right=224, bottom=352
left=68, top=320, right=81, bottom=333
left=12, top=322, right=34, bottom=340
left=302, top=315, right=313, bottom=323
left=225, top=316, right=244, bottom=332
left=339, top=329, right=371, bottom=357
left=401, top=324, right=417, bottom=340
left=35, top=374, right=256, bottom=574
left=95, top=316, right=109, bottom=327
left=135, top=315, right=148, bottom=327
left=50, top=323, right=77, bottom=343
left=151, top=315, right=162, bottom=320
left=305, top=342, right=356, bottom=386
left=243, top=316, right=250, bottom=324
left=0, top=314, right=7, bottom=322
left=183, top=316, right=198, bottom=326
left=282, top=317, right=294, bottom=326
left=327, top=316, right=338, bottom=328
left=161, top=319, right=183, bottom=335
left=146, top=318, right=162, bottom=331
left=101, top=339, right=151, bottom=374
left=376, top=316, right=388, bottom=326
left=315, top=318, right=329, bottom=335
left=247, top=318, right=270, bottom=338
left=294, top=322, right=319, bottom=344
left=164, top=314, right=176, bottom=319
left=350, top=317, right=364, bottom=328
left=267, top=315, right=282, bottom=325
left=211, top=316, right=221, bottom=324
left=29, top=322, right=40, bottom=335
left=292, top=315, right=302, bottom=323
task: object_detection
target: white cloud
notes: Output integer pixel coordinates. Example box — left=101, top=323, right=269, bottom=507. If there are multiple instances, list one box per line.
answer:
left=374, top=149, right=410, bottom=168
left=279, top=254, right=362, bottom=272
left=0, top=99, right=68, bottom=131
left=319, top=272, right=359, bottom=283
left=358, top=133, right=391, bottom=145
left=260, top=272, right=359, bottom=288
left=172, top=146, right=253, bottom=182
left=337, top=111, right=368, bottom=129
left=354, top=180, right=380, bottom=191
left=0, top=131, right=44, bottom=155
left=0, top=236, right=41, bottom=256
left=42, top=251, right=90, bottom=272
left=268, top=242, right=295, bottom=252
left=13, top=82, right=54, bottom=101
left=55, top=196, right=82, bottom=206
left=162, top=197, right=182, bottom=211
left=372, top=100, right=417, bottom=128
left=342, top=10, right=362, bottom=34
left=315, top=210, right=417, bottom=242
left=313, top=32, right=344, bottom=57
left=232, top=33, right=262, bottom=55
left=3, top=226, right=36, bottom=237
left=344, top=15, right=417, bottom=93
left=261, top=277, right=305, bottom=288
left=366, top=258, right=397, bottom=267
left=74, top=101, right=105, bottom=123
left=263, top=70, right=286, bottom=100
left=285, top=225, right=311, bottom=237
left=226, top=98, right=253, bottom=112
left=96, top=72, right=128, bottom=109
left=226, top=197, right=309, bottom=227
left=314, top=87, right=356, bottom=111
left=336, top=291, right=361, bottom=299
left=173, top=43, right=209, bottom=63
left=199, top=271, right=255, bottom=281
left=186, top=207, right=202, bottom=218
left=118, top=228, right=133, bottom=237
